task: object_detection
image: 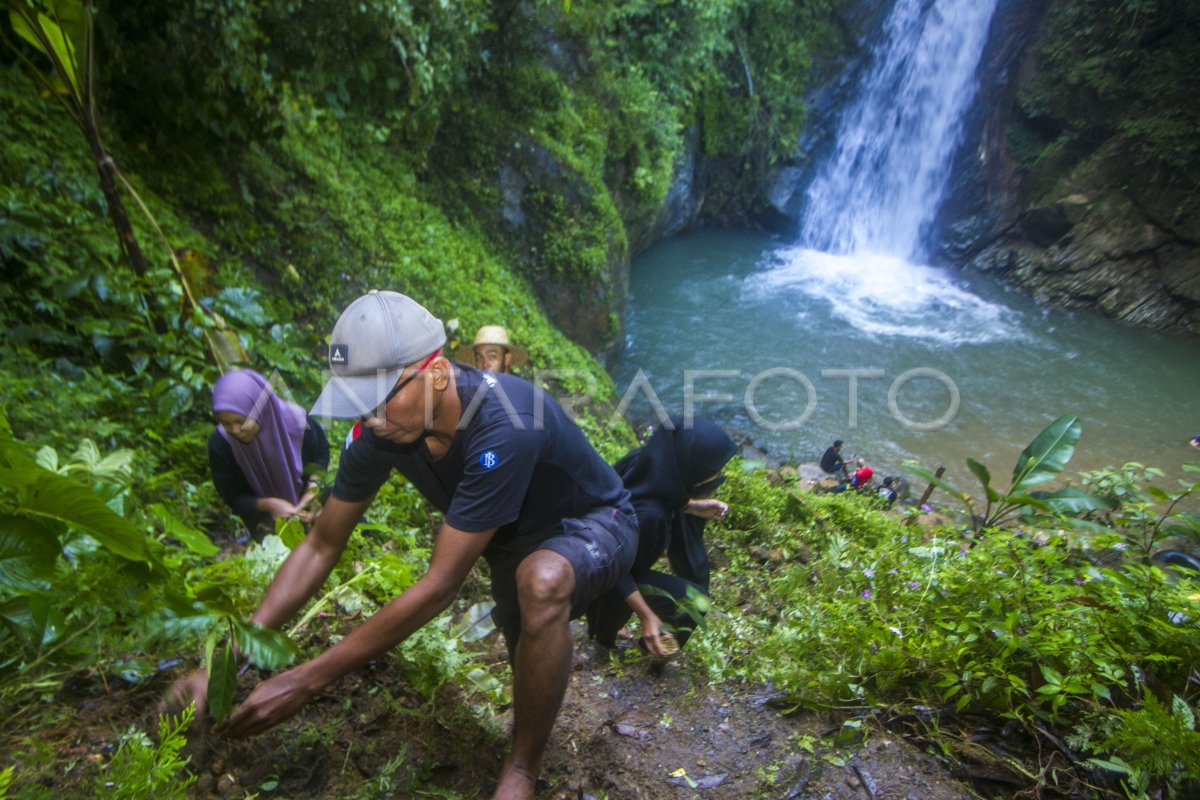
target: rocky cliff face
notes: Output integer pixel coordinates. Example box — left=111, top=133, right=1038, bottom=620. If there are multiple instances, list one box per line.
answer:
left=963, top=149, right=1200, bottom=331
left=936, top=0, right=1200, bottom=335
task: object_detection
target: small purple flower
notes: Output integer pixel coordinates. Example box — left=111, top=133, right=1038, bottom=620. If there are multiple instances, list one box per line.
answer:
left=1113, top=542, right=1129, bottom=550
left=921, top=504, right=933, bottom=512
left=1073, top=578, right=1085, bottom=585
left=908, top=581, right=920, bottom=590
left=871, top=642, right=878, bottom=653
left=863, top=567, right=875, bottom=579
left=860, top=589, right=872, bottom=599
left=997, top=569, right=1006, bottom=576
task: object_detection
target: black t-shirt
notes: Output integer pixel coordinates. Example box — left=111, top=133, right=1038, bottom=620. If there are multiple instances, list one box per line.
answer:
left=333, top=365, right=631, bottom=566
left=820, top=446, right=844, bottom=474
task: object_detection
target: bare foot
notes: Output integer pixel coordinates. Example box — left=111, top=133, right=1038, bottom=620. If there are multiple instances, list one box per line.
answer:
left=493, top=761, right=537, bottom=800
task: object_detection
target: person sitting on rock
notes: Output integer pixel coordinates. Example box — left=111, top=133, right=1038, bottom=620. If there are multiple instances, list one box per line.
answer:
left=820, top=439, right=848, bottom=479
left=850, top=458, right=874, bottom=491
left=455, top=324, right=528, bottom=375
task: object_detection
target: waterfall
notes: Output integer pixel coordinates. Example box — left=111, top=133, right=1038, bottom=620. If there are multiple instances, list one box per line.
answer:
left=799, top=0, right=1000, bottom=260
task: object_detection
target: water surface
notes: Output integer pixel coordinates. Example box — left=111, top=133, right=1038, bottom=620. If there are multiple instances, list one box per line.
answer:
left=616, top=230, right=1200, bottom=489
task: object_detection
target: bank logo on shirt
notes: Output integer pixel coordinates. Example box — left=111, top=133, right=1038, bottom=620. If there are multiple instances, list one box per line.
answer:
left=480, top=450, right=499, bottom=470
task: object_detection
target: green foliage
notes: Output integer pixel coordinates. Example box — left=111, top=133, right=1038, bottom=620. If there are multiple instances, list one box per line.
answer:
left=1015, top=0, right=1200, bottom=185
left=1080, top=462, right=1200, bottom=560
left=908, top=413, right=1113, bottom=530
left=98, top=0, right=490, bottom=149
left=1092, top=692, right=1200, bottom=796
left=97, top=706, right=197, bottom=799
left=701, top=449, right=1200, bottom=796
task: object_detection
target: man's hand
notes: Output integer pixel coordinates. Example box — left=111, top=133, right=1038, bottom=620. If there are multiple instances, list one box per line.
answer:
left=215, top=666, right=317, bottom=739
left=160, top=667, right=209, bottom=716
left=684, top=498, right=728, bottom=520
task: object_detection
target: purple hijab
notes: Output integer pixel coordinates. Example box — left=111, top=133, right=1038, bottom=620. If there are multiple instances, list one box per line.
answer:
left=212, top=370, right=307, bottom=504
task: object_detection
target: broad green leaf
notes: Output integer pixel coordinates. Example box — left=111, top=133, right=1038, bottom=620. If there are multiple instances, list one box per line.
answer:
left=149, top=503, right=218, bottom=558
left=232, top=620, right=297, bottom=671
left=1011, top=414, right=1082, bottom=493
left=965, top=458, right=998, bottom=502
left=1039, top=664, right=1063, bottom=685
left=0, top=514, right=61, bottom=591
left=207, top=638, right=239, bottom=724
left=275, top=517, right=305, bottom=550
left=0, top=466, right=145, bottom=562
left=1029, top=487, right=1115, bottom=516
left=10, top=10, right=80, bottom=95
left=1144, top=485, right=1170, bottom=502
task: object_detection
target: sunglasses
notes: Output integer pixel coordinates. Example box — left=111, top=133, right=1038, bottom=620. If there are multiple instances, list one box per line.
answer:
left=362, top=351, right=439, bottom=422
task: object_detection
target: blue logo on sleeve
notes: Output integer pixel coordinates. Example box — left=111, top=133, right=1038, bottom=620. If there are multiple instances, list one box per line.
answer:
left=480, top=451, right=499, bottom=470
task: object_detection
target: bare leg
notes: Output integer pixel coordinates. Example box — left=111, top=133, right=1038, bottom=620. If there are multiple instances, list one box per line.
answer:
left=493, top=550, right=575, bottom=800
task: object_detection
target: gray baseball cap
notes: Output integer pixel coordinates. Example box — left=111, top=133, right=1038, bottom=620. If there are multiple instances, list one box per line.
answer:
left=311, top=290, right=446, bottom=419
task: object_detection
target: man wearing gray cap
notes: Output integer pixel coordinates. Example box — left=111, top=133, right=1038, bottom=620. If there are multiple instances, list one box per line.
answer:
left=167, top=290, right=637, bottom=800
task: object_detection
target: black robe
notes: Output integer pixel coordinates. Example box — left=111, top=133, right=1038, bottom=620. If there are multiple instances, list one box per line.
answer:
left=586, top=416, right=736, bottom=648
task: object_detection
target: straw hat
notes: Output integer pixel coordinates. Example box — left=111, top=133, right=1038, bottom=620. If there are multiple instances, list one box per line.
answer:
left=454, top=325, right=528, bottom=368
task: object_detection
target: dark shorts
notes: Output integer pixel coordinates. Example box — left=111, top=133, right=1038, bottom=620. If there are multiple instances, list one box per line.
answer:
left=489, top=505, right=637, bottom=649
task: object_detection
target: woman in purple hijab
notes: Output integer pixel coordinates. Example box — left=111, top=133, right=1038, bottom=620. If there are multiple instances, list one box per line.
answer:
left=208, top=369, right=330, bottom=541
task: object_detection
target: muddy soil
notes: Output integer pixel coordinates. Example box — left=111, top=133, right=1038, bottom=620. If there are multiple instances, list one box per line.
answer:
left=3, top=618, right=1004, bottom=800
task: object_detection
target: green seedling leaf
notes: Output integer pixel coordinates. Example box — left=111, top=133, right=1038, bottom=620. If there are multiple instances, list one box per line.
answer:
left=1011, top=414, right=1081, bottom=493
left=1084, top=756, right=1134, bottom=775
left=232, top=620, right=297, bottom=671
left=150, top=503, right=218, bottom=557
left=207, top=638, right=238, bottom=724
left=451, top=601, right=497, bottom=643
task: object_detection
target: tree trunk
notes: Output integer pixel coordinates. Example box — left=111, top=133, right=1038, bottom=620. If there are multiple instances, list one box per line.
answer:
left=79, top=108, right=166, bottom=333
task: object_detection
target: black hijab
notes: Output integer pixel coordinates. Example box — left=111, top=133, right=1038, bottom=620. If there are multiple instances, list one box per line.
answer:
left=615, top=416, right=737, bottom=589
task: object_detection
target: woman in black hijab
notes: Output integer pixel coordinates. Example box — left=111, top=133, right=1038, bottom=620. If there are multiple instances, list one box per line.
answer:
left=587, top=415, right=737, bottom=656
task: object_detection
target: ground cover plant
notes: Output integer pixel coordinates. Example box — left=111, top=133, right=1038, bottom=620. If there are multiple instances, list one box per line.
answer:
left=692, top=419, right=1200, bottom=799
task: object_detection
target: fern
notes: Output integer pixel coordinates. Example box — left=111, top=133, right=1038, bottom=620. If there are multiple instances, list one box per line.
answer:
left=96, top=707, right=197, bottom=800
left=1097, top=691, right=1200, bottom=792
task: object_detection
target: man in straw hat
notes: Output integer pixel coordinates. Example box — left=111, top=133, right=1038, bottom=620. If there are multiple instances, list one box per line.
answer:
left=166, top=290, right=638, bottom=800
left=456, top=324, right=528, bottom=374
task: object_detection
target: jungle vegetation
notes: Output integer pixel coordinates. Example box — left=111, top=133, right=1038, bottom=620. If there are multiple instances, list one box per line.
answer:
left=2, top=1, right=1199, bottom=798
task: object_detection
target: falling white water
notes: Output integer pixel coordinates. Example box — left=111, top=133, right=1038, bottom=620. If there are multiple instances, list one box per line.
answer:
left=799, top=0, right=1000, bottom=260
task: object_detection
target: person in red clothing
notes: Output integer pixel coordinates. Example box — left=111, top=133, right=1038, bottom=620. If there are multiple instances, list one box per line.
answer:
left=850, top=458, right=874, bottom=491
